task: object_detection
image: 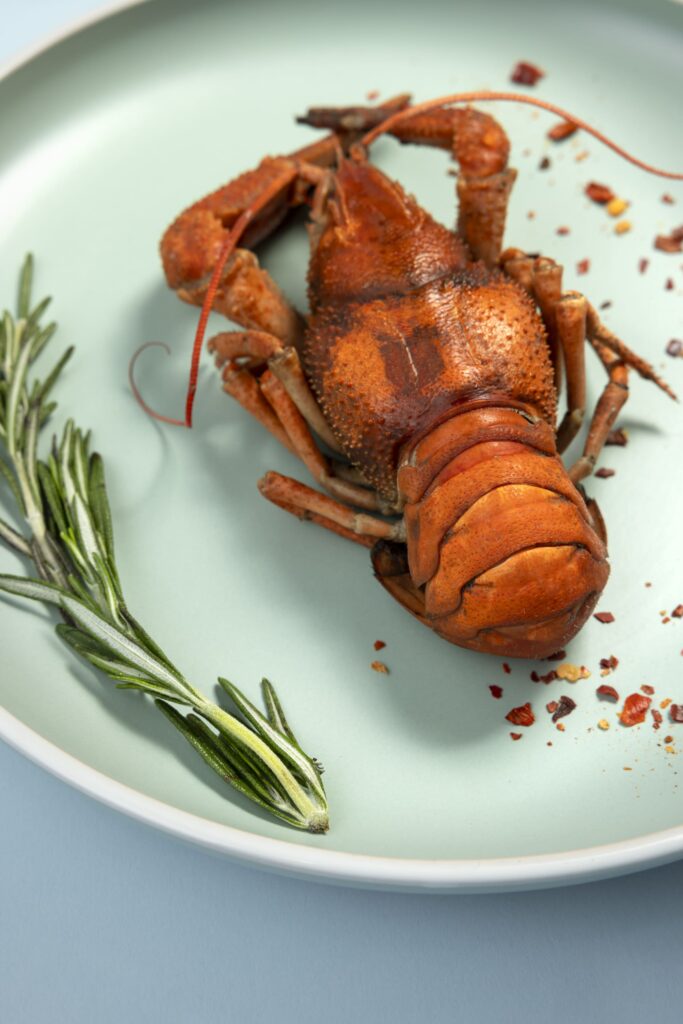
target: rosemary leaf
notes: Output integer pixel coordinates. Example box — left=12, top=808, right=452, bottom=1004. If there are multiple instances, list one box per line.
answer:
left=17, top=254, right=33, bottom=320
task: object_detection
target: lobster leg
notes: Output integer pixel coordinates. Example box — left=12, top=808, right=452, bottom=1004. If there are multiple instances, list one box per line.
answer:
left=501, top=250, right=674, bottom=465
left=299, top=101, right=516, bottom=265
left=568, top=303, right=675, bottom=482
left=568, top=341, right=628, bottom=483
left=258, top=472, right=405, bottom=547
left=209, top=330, right=341, bottom=451
left=554, top=293, right=588, bottom=453
left=259, top=372, right=401, bottom=514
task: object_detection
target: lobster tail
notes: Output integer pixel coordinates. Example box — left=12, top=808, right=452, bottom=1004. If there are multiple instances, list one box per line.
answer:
left=397, top=406, right=609, bottom=658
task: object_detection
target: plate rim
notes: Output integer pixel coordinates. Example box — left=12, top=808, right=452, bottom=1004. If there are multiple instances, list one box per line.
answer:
left=2, top=0, right=683, bottom=893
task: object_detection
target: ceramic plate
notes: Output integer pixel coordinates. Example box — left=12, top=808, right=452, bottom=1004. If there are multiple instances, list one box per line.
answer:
left=1, top=0, right=682, bottom=892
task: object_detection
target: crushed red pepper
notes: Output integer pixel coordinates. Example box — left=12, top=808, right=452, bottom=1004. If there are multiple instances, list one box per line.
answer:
left=506, top=702, right=535, bottom=727
left=662, top=194, right=675, bottom=204
left=585, top=182, right=615, bottom=204
left=511, top=61, right=544, bottom=85
left=641, top=685, right=655, bottom=695
left=595, top=467, right=615, bottom=479
left=597, top=684, right=619, bottom=701
left=548, top=120, right=578, bottom=141
left=666, top=339, right=682, bottom=357
left=654, top=227, right=683, bottom=253
left=552, top=696, right=577, bottom=723
left=556, top=226, right=571, bottom=236
left=538, top=156, right=551, bottom=171
left=546, top=650, right=567, bottom=662
left=599, top=655, right=619, bottom=671
left=576, top=258, right=591, bottom=275
left=373, top=640, right=386, bottom=651
left=620, top=693, right=651, bottom=726
left=606, top=428, right=628, bottom=446
left=638, top=258, right=649, bottom=274
left=672, top=605, right=683, bottom=618
left=510, top=732, right=523, bottom=741
left=594, top=611, right=615, bottom=624
left=502, top=663, right=511, bottom=674
left=665, top=278, right=675, bottom=290
left=670, top=705, right=683, bottom=724
left=489, top=684, right=504, bottom=699
left=652, top=709, right=663, bottom=730
left=546, top=701, right=558, bottom=714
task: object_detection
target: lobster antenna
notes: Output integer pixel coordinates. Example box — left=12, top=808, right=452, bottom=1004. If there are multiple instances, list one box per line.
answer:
left=130, top=166, right=297, bottom=428
left=359, top=90, right=683, bottom=181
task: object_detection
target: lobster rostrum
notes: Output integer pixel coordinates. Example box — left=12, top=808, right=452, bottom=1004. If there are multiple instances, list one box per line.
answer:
left=157, top=92, right=680, bottom=660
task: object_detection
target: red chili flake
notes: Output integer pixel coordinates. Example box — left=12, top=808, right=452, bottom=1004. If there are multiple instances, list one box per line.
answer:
left=670, top=705, right=683, bottom=723
left=546, top=650, right=567, bottom=662
left=594, top=611, right=615, bottom=624
left=511, top=61, right=544, bottom=85
left=638, top=258, right=649, bottom=274
left=641, top=685, right=655, bottom=695
left=576, top=259, right=590, bottom=275
left=597, top=684, right=619, bottom=701
left=599, top=300, right=613, bottom=310
left=585, top=182, right=615, bottom=204
left=370, top=660, right=389, bottom=674
left=654, top=232, right=683, bottom=254
left=527, top=211, right=536, bottom=220
left=538, top=156, right=551, bottom=171
left=662, top=617, right=671, bottom=625
left=666, top=278, right=675, bottom=290
left=652, top=709, right=663, bottom=730
left=672, top=605, right=683, bottom=619
left=595, top=467, right=615, bottom=479
left=506, top=702, right=535, bottom=727
left=548, top=120, right=578, bottom=141
left=552, top=695, right=577, bottom=723
left=539, top=669, right=559, bottom=684
left=502, top=662, right=511, bottom=674
left=665, top=735, right=674, bottom=743
left=373, top=639, right=386, bottom=651
left=606, top=428, right=628, bottom=447
left=662, top=194, right=675, bottom=204
left=666, top=339, right=683, bottom=357
left=530, top=670, right=540, bottom=682
left=556, top=226, right=571, bottom=236
left=620, top=693, right=652, bottom=726
left=489, top=684, right=504, bottom=699
left=510, top=732, right=523, bottom=741
left=546, top=701, right=558, bottom=714
left=599, top=655, right=619, bottom=671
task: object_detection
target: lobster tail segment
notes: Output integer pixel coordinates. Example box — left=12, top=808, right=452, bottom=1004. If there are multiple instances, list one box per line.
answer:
left=397, top=406, right=610, bottom=659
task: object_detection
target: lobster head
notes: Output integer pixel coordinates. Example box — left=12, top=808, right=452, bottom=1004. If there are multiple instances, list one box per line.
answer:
left=386, top=407, right=610, bottom=660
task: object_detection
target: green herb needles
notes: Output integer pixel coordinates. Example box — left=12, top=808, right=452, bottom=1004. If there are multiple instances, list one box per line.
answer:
left=0, top=256, right=328, bottom=833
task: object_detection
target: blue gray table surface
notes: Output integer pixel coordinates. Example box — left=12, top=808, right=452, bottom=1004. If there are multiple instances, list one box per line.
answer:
left=1, top=3, right=682, bottom=1022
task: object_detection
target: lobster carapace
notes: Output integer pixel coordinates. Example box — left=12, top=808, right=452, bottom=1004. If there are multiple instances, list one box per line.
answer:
left=158, top=92, right=677, bottom=659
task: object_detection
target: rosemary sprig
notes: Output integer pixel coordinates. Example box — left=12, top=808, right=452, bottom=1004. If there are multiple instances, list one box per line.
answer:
left=0, top=256, right=328, bottom=833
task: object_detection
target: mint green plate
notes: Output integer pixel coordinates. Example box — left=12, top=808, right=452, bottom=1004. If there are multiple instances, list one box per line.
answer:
left=1, top=0, right=682, bottom=891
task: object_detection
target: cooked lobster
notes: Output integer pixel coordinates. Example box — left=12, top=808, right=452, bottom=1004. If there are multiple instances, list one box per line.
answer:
left=157, top=92, right=679, bottom=659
